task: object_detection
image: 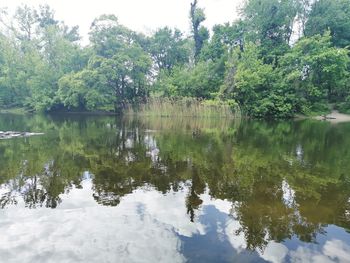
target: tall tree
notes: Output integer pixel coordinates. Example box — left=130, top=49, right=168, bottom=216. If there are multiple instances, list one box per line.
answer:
left=0, top=5, right=83, bottom=111
left=241, top=0, right=299, bottom=63
left=89, top=15, right=133, bottom=58
left=305, top=0, right=350, bottom=48
left=200, top=21, right=245, bottom=61
left=13, top=5, right=38, bottom=42
left=190, top=0, right=209, bottom=63
left=295, top=0, right=313, bottom=37
left=149, top=27, right=189, bottom=73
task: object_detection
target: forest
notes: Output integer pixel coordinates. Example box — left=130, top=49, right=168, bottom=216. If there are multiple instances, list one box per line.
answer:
left=0, top=0, right=349, bottom=118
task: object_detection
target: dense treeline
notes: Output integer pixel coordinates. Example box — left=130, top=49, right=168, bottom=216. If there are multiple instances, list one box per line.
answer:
left=0, top=0, right=349, bottom=117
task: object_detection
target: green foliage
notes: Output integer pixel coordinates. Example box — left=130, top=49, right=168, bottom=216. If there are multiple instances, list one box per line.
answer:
left=149, top=27, right=190, bottom=72
left=0, top=5, right=85, bottom=112
left=200, top=22, right=244, bottom=62
left=0, top=1, right=350, bottom=118
left=154, top=60, right=224, bottom=99
left=219, top=31, right=349, bottom=118
left=58, top=70, right=101, bottom=110
left=89, top=15, right=132, bottom=58
left=241, top=0, right=298, bottom=62
left=305, top=0, right=350, bottom=48
left=58, top=45, right=152, bottom=113
left=228, top=44, right=295, bottom=118
left=190, top=0, right=209, bottom=62
left=279, top=32, right=350, bottom=113
left=152, top=0, right=350, bottom=119
left=336, top=96, right=350, bottom=114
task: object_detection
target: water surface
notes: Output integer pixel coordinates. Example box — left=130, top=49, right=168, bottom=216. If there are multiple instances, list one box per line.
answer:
left=0, top=114, right=350, bottom=263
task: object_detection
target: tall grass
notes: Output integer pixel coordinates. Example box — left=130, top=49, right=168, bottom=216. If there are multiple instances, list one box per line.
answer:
left=129, top=115, right=241, bottom=134
left=126, top=97, right=241, bottom=118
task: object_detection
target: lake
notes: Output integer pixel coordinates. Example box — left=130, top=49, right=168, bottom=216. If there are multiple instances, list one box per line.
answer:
left=0, top=113, right=349, bottom=263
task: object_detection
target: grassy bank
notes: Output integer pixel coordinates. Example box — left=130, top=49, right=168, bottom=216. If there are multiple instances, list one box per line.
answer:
left=0, top=99, right=241, bottom=118
left=125, top=97, right=240, bottom=118
left=0, top=107, right=29, bottom=115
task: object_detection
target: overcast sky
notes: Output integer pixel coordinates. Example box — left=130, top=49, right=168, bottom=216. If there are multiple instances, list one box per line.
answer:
left=1, top=0, right=242, bottom=41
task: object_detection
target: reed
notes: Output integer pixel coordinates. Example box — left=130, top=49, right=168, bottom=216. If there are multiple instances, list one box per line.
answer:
left=125, top=97, right=241, bottom=119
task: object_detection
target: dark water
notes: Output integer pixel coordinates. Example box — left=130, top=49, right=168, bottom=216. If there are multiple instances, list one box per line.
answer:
left=0, top=114, right=350, bottom=263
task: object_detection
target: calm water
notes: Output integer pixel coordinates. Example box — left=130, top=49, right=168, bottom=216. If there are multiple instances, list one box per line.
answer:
left=0, top=114, right=350, bottom=263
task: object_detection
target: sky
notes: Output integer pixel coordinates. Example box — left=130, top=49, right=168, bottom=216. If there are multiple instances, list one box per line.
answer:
left=0, top=0, right=243, bottom=42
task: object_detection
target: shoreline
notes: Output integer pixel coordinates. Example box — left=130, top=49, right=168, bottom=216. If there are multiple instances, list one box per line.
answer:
left=2, top=107, right=350, bottom=123
left=314, top=110, right=350, bottom=123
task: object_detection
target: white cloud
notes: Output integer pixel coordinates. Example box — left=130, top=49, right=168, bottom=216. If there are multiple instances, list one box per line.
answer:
left=0, top=181, right=203, bottom=263
left=225, top=218, right=247, bottom=253
left=290, top=246, right=334, bottom=263
left=289, top=240, right=350, bottom=263
left=323, top=239, right=350, bottom=263
left=258, top=242, right=288, bottom=263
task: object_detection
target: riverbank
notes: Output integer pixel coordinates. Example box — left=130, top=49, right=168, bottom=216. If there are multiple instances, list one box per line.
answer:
left=0, top=98, right=239, bottom=119
left=0, top=108, right=29, bottom=114
left=314, top=110, right=350, bottom=123
left=2, top=106, right=350, bottom=123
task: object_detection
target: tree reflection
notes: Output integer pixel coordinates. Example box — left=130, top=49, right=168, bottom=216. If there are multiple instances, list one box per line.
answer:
left=0, top=114, right=350, bottom=251
left=186, top=168, right=205, bottom=222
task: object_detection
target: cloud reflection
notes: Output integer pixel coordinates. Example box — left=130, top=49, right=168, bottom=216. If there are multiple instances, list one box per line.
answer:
left=1, top=179, right=350, bottom=263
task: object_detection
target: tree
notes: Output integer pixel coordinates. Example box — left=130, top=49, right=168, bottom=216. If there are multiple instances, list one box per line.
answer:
left=58, top=44, right=151, bottom=114
left=241, top=0, right=299, bottom=63
left=200, top=21, right=245, bottom=62
left=227, top=43, right=295, bottom=118
left=149, top=27, right=189, bottom=72
left=280, top=32, right=350, bottom=113
left=89, top=15, right=133, bottom=58
left=295, top=0, right=313, bottom=37
left=0, top=36, right=31, bottom=107
left=1, top=2, right=350, bottom=118
left=57, top=69, right=105, bottom=111
left=13, top=5, right=38, bottom=42
left=0, top=5, right=84, bottom=111
left=36, top=4, right=58, bottom=28
left=305, top=0, right=350, bottom=48
left=154, top=60, right=223, bottom=99
left=87, top=14, right=153, bottom=113
left=190, top=0, right=209, bottom=63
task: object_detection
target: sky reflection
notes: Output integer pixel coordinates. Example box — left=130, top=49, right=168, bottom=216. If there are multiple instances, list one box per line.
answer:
left=1, top=177, right=350, bottom=263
